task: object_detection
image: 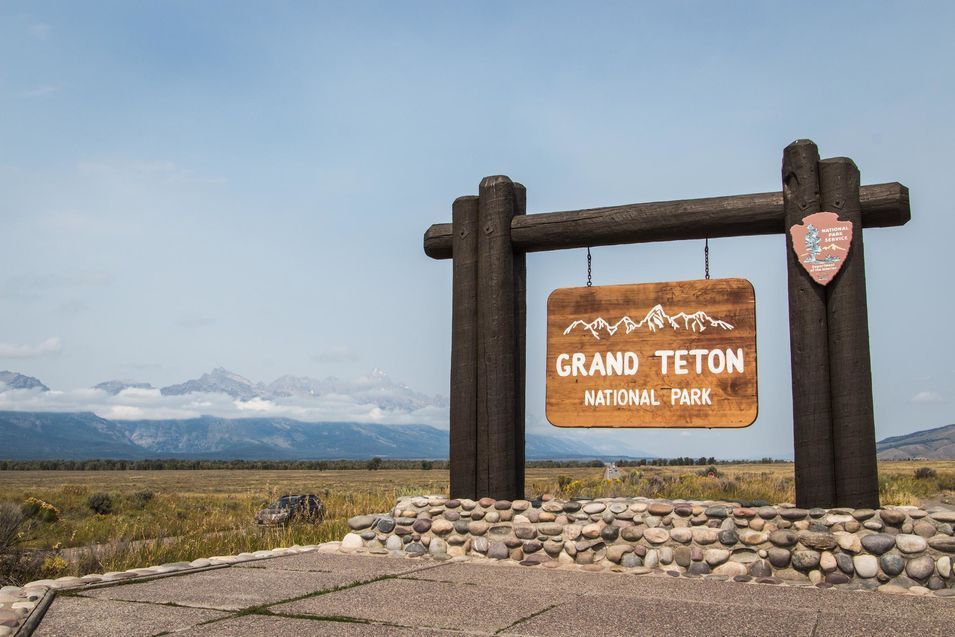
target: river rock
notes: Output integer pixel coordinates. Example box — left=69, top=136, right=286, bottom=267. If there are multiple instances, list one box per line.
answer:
left=431, top=520, right=453, bottom=535
left=905, top=555, right=935, bottom=580
left=347, top=515, right=376, bottom=530
left=895, top=533, right=927, bottom=554
left=860, top=533, right=895, bottom=555
left=670, top=527, right=692, bottom=543
left=719, top=529, right=738, bottom=545
left=769, top=530, right=798, bottom=547
left=927, top=535, right=955, bottom=552
left=644, top=528, right=670, bottom=543
left=937, top=556, right=952, bottom=578
left=468, top=521, right=488, bottom=536
left=583, top=502, right=606, bottom=514
left=649, top=502, right=674, bottom=516
left=488, top=542, right=509, bottom=560
left=792, top=550, right=820, bottom=571
left=767, top=548, right=791, bottom=568
left=748, top=559, right=772, bottom=577
left=880, top=509, right=906, bottom=525
left=853, top=555, right=879, bottom=578
left=606, top=545, right=633, bottom=563
left=880, top=553, right=905, bottom=576
left=704, top=549, right=730, bottom=566
left=798, top=531, right=837, bottom=551
left=836, top=553, right=854, bottom=575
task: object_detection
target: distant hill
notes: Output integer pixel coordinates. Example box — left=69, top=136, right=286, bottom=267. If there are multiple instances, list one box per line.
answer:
left=877, top=424, right=955, bottom=460
left=0, top=411, right=648, bottom=461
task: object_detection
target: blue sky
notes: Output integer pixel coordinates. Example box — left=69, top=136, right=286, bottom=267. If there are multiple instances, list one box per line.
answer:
left=1, top=1, right=953, bottom=458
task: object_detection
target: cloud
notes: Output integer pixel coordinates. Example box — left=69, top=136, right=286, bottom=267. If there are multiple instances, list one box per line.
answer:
left=311, top=345, right=359, bottom=364
left=0, top=380, right=449, bottom=427
left=0, top=337, right=61, bottom=359
left=911, top=391, right=946, bottom=404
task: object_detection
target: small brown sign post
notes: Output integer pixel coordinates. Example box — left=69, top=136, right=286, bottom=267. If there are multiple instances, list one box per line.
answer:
left=546, top=279, right=757, bottom=428
left=424, top=139, right=910, bottom=507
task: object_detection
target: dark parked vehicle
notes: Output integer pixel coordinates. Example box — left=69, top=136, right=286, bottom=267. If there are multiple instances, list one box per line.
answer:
left=255, top=494, right=325, bottom=526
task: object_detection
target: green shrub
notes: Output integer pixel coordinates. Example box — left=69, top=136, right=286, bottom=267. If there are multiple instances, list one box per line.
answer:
left=87, top=493, right=113, bottom=515
left=131, top=490, right=154, bottom=508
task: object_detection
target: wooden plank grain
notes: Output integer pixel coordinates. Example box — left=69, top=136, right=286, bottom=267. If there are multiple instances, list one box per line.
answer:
left=423, top=182, right=909, bottom=259
left=783, top=139, right=836, bottom=509
left=820, top=158, right=880, bottom=509
left=449, top=195, right=479, bottom=499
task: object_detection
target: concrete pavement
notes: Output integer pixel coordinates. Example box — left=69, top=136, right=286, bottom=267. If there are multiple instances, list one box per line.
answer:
left=32, top=552, right=955, bottom=636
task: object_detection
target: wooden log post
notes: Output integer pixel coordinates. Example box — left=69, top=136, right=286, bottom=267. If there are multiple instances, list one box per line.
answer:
left=513, top=183, right=527, bottom=499
left=449, top=195, right=479, bottom=499
left=819, top=158, right=880, bottom=508
left=476, top=176, right=521, bottom=500
left=783, top=140, right=836, bottom=508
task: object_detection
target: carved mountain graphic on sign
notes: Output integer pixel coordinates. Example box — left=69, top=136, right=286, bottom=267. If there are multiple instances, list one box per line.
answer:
left=563, top=304, right=734, bottom=339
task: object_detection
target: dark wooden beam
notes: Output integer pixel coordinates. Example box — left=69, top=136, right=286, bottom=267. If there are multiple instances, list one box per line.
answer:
left=821, top=158, right=880, bottom=509
left=449, top=195, right=479, bottom=499
left=476, top=176, right=519, bottom=500
left=512, top=183, right=527, bottom=499
left=423, top=182, right=909, bottom=259
left=783, top=140, right=836, bottom=509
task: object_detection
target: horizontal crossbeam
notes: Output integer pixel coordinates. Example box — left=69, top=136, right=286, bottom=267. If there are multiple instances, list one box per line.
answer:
left=423, top=182, right=909, bottom=259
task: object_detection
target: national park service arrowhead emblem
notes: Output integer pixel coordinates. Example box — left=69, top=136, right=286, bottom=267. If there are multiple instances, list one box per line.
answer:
left=789, top=211, right=853, bottom=285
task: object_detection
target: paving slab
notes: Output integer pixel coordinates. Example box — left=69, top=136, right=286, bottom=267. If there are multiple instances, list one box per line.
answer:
left=272, top=577, right=573, bottom=632
left=236, top=551, right=440, bottom=577
left=812, top=611, right=955, bottom=637
left=32, top=595, right=228, bottom=637
left=501, top=593, right=815, bottom=637
left=78, top=567, right=358, bottom=611
left=175, top=614, right=481, bottom=636
left=405, top=562, right=955, bottom=622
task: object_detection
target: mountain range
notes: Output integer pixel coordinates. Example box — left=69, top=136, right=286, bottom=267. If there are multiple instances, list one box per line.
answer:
left=876, top=424, right=955, bottom=460
left=0, top=411, right=645, bottom=461
left=564, top=304, right=734, bottom=339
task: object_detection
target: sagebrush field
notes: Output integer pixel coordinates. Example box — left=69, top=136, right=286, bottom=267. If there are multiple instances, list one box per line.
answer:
left=1, top=461, right=953, bottom=585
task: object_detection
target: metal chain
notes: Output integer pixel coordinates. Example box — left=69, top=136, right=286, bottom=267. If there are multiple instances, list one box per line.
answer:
left=586, top=247, right=592, bottom=287
left=704, top=238, right=710, bottom=280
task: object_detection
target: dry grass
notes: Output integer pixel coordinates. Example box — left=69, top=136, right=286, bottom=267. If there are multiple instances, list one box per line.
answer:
left=0, top=461, right=952, bottom=584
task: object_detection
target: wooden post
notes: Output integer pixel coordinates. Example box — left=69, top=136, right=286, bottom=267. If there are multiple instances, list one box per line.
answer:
left=782, top=140, right=836, bottom=508
left=449, top=196, right=479, bottom=499
left=513, top=183, right=527, bottom=499
left=476, top=176, right=520, bottom=500
left=819, top=158, right=880, bottom=508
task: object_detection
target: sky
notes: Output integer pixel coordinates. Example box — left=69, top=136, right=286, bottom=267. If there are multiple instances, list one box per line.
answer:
left=1, top=1, right=953, bottom=458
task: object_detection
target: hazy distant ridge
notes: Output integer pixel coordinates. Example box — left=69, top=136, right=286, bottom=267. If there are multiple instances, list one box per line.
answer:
left=0, top=411, right=642, bottom=461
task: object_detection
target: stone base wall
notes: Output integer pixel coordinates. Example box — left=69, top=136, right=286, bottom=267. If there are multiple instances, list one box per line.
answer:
left=343, top=496, right=955, bottom=593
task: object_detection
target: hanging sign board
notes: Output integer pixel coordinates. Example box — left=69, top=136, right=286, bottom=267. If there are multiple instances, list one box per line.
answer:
left=789, top=211, right=853, bottom=285
left=546, top=278, right=757, bottom=428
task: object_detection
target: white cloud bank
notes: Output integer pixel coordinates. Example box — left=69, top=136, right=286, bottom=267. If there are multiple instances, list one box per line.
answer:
left=0, top=337, right=61, bottom=359
left=0, top=385, right=449, bottom=428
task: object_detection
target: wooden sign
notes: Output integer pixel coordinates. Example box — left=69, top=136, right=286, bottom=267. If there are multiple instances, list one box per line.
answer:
left=789, top=211, right=853, bottom=285
left=546, top=278, right=757, bottom=428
